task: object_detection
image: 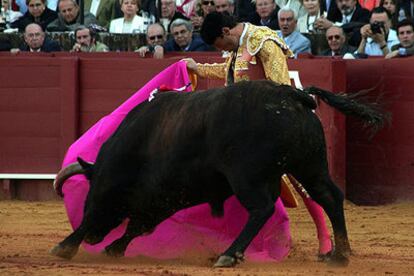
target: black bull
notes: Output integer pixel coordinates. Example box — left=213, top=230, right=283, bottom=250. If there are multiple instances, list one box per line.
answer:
left=51, top=80, right=387, bottom=267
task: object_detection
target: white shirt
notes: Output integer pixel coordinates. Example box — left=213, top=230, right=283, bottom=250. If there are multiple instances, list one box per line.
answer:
left=90, top=0, right=101, bottom=16
left=364, top=29, right=400, bottom=56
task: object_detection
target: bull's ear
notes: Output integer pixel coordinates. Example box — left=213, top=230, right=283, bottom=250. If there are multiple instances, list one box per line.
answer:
left=77, top=157, right=94, bottom=180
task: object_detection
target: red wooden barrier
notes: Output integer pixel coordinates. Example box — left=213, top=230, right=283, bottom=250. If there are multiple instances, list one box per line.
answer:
left=0, top=53, right=413, bottom=204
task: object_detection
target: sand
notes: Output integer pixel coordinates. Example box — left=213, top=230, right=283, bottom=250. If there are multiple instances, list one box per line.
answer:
left=1, top=200, right=413, bottom=275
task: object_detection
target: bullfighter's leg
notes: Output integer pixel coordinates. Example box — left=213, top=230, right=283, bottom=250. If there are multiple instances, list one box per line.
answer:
left=214, top=176, right=277, bottom=267
left=298, top=173, right=351, bottom=266
left=287, top=174, right=333, bottom=257
left=50, top=222, right=88, bottom=259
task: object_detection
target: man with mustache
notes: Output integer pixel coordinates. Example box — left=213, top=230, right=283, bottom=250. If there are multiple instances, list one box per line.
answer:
left=314, top=0, right=370, bottom=46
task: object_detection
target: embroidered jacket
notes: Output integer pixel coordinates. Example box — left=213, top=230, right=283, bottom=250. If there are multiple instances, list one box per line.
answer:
left=196, top=23, right=293, bottom=85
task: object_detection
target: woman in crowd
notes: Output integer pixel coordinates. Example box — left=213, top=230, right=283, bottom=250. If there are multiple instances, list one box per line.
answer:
left=297, top=0, right=325, bottom=33
left=380, top=0, right=402, bottom=29
left=10, top=0, right=57, bottom=32
left=110, top=0, right=155, bottom=33
left=190, top=0, right=215, bottom=31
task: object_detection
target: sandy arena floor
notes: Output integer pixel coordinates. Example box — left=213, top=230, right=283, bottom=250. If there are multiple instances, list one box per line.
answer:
left=0, top=200, right=413, bottom=275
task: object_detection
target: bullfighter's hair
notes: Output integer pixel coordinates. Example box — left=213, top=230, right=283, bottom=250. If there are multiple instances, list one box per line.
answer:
left=200, top=11, right=238, bottom=45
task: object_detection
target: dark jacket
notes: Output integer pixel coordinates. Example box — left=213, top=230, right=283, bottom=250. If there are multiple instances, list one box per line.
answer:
left=320, top=44, right=357, bottom=56
left=246, top=8, right=280, bottom=31
left=341, top=5, right=370, bottom=47
left=391, top=43, right=414, bottom=56
left=11, top=8, right=58, bottom=32
left=19, top=37, right=61, bottom=52
left=46, top=12, right=98, bottom=32
left=321, top=0, right=342, bottom=23
left=164, top=35, right=212, bottom=51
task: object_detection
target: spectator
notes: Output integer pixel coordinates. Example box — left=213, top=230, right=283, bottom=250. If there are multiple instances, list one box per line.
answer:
left=321, top=25, right=356, bottom=55
left=276, top=7, right=311, bottom=57
left=164, top=18, right=211, bottom=51
left=109, top=0, right=153, bottom=33
left=14, top=0, right=58, bottom=13
left=10, top=22, right=61, bottom=52
left=314, top=0, right=370, bottom=46
left=380, top=0, right=401, bottom=29
left=136, top=22, right=166, bottom=58
left=297, top=0, right=325, bottom=33
left=46, top=0, right=98, bottom=32
left=71, top=25, right=110, bottom=52
left=84, top=0, right=117, bottom=28
left=191, top=0, right=216, bottom=32
left=10, top=0, right=58, bottom=32
left=214, top=0, right=234, bottom=15
left=158, top=0, right=189, bottom=33
left=1, top=0, right=23, bottom=25
left=386, top=18, right=414, bottom=57
left=247, top=0, right=280, bottom=30
left=356, top=6, right=399, bottom=55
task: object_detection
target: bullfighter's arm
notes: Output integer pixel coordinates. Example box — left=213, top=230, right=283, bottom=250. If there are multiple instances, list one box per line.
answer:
left=257, top=40, right=291, bottom=85
left=196, top=62, right=226, bottom=80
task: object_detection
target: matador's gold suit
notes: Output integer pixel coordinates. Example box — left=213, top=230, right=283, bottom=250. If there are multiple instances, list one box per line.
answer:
left=196, top=23, right=294, bottom=86
left=195, top=23, right=301, bottom=207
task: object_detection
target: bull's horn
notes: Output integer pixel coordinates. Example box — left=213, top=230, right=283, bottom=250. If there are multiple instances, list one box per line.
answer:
left=53, top=162, right=89, bottom=197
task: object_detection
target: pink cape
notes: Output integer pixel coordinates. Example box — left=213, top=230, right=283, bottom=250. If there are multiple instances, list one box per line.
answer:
left=61, top=61, right=291, bottom=261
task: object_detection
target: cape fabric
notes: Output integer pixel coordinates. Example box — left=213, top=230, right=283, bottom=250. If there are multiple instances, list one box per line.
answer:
left=60, top=61, right=291, bottom=261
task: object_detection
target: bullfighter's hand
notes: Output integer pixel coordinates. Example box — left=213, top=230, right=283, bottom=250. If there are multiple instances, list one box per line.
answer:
left=182, top=58, right=198, bottom=73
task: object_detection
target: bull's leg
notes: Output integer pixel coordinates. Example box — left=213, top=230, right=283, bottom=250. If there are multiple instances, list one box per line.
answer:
left=287, top=175, right=333, bottom=257
left=299, top=174, right=351, bottom=266
left=104, top=216, right=142, bottom=257
left=50, top=223, right=88, bottom=259
left=214, top=180, right=276, bottom=267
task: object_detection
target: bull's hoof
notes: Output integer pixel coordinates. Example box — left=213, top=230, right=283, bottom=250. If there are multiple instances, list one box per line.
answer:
left=326, top=253, right=349, bottom=267
left=213, top=252, right=244, bottom=268
left=103, top=244, right=125, bottom=258
left=50, top=243, right=78, bottom=260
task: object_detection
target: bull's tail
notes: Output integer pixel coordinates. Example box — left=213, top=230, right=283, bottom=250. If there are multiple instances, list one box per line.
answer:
left=304, top=86, right=391, bottom=135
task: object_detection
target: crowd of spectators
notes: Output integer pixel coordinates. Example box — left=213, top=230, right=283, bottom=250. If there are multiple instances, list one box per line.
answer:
left=0, top=0, right=413, bottom=58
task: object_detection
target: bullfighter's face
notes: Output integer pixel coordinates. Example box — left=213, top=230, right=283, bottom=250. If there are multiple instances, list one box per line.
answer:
left=213, top=27, right=239, bottom=51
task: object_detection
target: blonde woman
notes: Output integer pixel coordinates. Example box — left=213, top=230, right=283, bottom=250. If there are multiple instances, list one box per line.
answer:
left=109, top=0, right=154, bottom=33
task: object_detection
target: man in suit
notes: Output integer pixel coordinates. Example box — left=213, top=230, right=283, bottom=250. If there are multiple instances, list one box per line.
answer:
left=84, top=0, right=117, bottom=28
left=321, top=25, right=356, bottom=56
left=247, top=0, right=280, bottom=30
left=276, top=7, right=311, bottom=57
left=46, top=0, right=98, bottom=32
left=11, top=22, right=61, bottom=52
left=164, top=18, right=212, bottom=51
left=314, top=0, right=370, bottom=46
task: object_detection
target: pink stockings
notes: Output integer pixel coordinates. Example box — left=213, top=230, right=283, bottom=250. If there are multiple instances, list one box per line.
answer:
left=287, top=175, right=332, bottom=255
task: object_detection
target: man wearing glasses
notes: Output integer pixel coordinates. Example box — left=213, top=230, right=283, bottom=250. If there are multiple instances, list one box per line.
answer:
left=320, top=25, right=356, bottom=56
left=136, top=22, right=167, bottom=58
left=164, top=18, right=211, bottom=51
left=10, top=22, right=61, bottom=52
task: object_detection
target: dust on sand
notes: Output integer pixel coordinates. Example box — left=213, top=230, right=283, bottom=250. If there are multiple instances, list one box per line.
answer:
left=1, top=200, right=413, bottom=275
